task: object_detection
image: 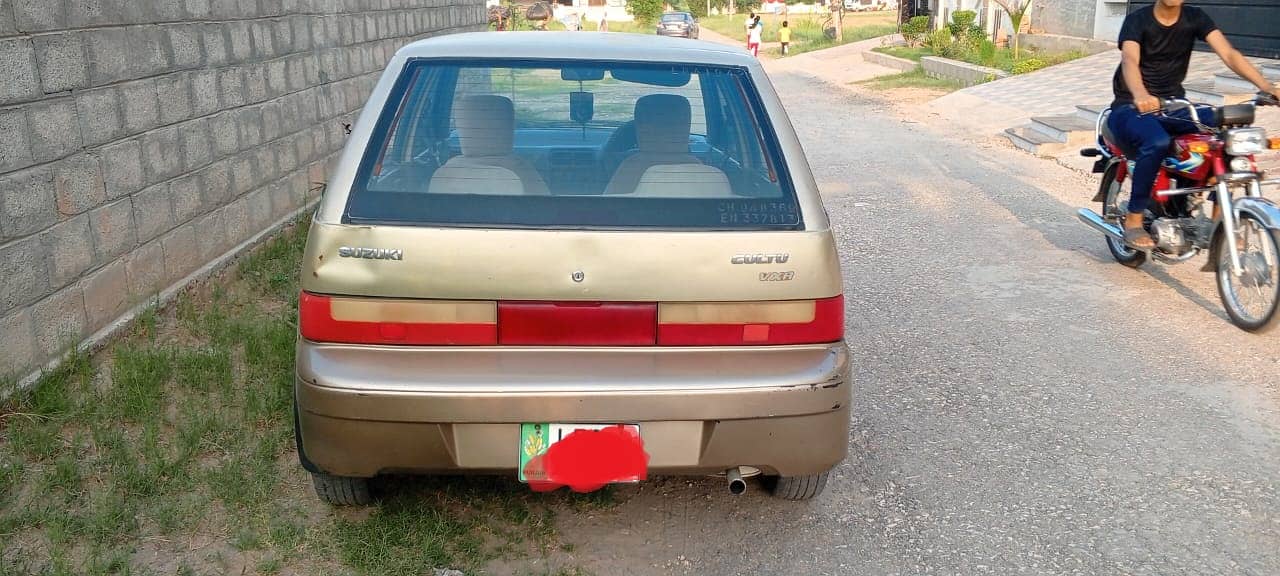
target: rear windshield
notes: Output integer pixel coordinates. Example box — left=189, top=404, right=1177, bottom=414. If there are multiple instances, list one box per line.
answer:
left=344, top=59, right=801, bottom=230
left=661, top=13, right=689, bottom=21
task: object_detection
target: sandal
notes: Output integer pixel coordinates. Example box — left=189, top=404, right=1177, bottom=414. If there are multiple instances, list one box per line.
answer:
left=1124, top=226, right=1155, bottom=252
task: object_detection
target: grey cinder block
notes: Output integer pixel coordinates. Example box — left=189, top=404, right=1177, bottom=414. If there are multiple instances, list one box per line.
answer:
left=99, top=139, right=144, bottom=200
left=244, top=63, right=268, bottom=104
left=228, top=21, right=252, bottom=62
left=191, top=69, right=220, bottom=117
left=42, top=213, right=94, bottom=288
left=28, top=98, right=83, bottom=163
left=76, top=87, right=126, bottom=147
left=13, top=0, right=67, bottom=33
left=34, top=33, right=89, bottom=94
left=30, top=284, right=88, bottom=358
left=0, top=107, right=34, bottom=174
left=167, top=24, right=204, bottom=70
left=202, top=23, right=229, bottom=67
left=0, top=233, right=50, bottom=312
left=141, top=126, right=184, bottom=184
left=0, top=165, right=58, bottom=239
left=89, top=197, right=138, bottom=263
left=169, top=171, right=203, bottom=223
left=234, top=106, right=262, bottom=148
left=229, top=153, right=257, bottom=197
left=160, top=221, right=198, bottom=283
left=120, top=78, right=160, bottom=135
left=179, top=118, right=213, bottom=171
left=218, top=66, right=246, bottom=108
left=209, top=112, right=240, bottom=158
left=0, top=309, right=38, bottom=380
left=82, top=257, right=129, bottom=328
left=193, top=208, right=226, bottom=262
left=200, top=159, right=232, bottom=209
left=131, top=182, right=174, bottom=243
left=53, top=153, right=106, bottom=216
left=125, top=238, right=165, bottom=298
left=84, top=28, right=132, bottom=86
left=155, top=73, right=195, bottom=125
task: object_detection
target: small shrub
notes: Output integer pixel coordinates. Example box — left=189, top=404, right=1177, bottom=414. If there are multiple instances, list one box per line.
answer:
left=1011, top=57, right=1047, bottom=74
left=925, top=28, right=952, bottom=52
left=948, top=10, right=977, bottom=37
left=978, top=39, right=997, bottom=66
left=902, top=15, right=929, bottom=47
left=966, top=26, right=987, bottom=45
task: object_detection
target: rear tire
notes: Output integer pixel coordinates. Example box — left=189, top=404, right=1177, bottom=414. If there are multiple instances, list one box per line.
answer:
left=311, top=471, right=373, bottom=506
left=1100, top=163, right=1147, bottom=268
left=768, top=471, right=830, bottom=501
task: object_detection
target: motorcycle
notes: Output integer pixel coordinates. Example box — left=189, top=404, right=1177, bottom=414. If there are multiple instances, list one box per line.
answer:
left=1076, top=92, right=1280, bottom=332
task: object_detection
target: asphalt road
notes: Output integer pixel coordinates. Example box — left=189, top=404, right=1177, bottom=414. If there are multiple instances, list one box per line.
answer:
left=550, top=65, right=1280, bottom=575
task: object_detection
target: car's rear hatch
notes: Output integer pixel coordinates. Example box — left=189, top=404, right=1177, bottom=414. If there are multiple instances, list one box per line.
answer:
left=299, top=223, right=842, bottom=347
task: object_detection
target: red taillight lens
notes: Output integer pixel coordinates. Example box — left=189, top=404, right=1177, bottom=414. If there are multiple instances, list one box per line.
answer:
left=299, top=292, right=498, bottom=345
left=657, top=296, right=844, bottom=346
left=498, top=302, right=657, bottom=345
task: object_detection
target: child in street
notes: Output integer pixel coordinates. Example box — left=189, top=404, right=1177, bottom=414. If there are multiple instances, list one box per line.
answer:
left=747, top=16, right=762, bottom=57
left=779, top=20, right=791, bottom=55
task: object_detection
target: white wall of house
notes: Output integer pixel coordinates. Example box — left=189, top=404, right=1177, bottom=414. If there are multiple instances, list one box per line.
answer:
left=1092, top=0, right=1128, bottom=41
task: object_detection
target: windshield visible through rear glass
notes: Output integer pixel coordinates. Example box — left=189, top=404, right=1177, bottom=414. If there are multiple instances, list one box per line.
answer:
left=661, top=14, right=688, bottom=21
left=344, top=59, right=801, bottom=230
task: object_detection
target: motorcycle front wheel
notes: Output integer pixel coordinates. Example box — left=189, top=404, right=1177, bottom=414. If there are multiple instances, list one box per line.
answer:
left=1099, top=163, right=1147, bottom=268
left=1214, top=212, right=1280, bottom=333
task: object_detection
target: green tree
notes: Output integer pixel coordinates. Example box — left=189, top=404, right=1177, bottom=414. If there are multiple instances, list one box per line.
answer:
left=627, top=0, right=664, bottom=25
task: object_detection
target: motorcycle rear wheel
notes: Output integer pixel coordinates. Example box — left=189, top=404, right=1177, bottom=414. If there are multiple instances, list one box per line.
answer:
left=1214, top=212, right=1280, bottom=333
left=1100, top=164, right=1147, bottom=268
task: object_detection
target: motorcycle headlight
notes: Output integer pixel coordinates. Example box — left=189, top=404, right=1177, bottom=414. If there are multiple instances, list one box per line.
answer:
left=1225, top=127, right=1267, bottom=156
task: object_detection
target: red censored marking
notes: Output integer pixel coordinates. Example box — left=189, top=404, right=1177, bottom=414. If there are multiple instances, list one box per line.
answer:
left=524, top=425, right=648, bottom=493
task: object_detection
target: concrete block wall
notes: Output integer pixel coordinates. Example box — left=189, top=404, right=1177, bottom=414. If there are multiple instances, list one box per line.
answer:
left=0, top=0, right=486, bottom=384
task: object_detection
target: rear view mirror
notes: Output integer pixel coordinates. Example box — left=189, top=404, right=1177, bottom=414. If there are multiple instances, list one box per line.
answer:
left=562, top=67, right=606, bottom=82
left=570, top=91, right=594, bottom=124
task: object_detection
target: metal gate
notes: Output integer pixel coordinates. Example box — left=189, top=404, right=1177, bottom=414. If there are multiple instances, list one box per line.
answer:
left=1128, top=0, right=1280, bottom=59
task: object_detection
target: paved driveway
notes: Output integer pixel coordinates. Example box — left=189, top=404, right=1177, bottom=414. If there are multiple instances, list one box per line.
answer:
left=549, top=62, right=1280, bottom=576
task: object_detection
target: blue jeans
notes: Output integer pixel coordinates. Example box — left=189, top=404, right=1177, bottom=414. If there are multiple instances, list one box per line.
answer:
left=1107, top=104, right=1217, bottom=214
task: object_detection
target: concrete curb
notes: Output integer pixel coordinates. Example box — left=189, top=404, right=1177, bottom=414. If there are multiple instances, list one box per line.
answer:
left=861, top=50, right=918, bottom=72
left=921, top=56, right=1009, bottom=87
left=3, top=197, right=321, bottom=400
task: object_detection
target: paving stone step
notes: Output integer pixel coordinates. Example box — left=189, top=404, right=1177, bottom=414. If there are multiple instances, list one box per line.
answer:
left=1076, top=104, right=1108, bottom=123
left=1004, top=126, right=1067, bottom=157
left=1029, top=114, right=1096, bottom=145
left=1213, top=68, right=1280, bottom=93
left=1184, top=80, right=1255, bottom=106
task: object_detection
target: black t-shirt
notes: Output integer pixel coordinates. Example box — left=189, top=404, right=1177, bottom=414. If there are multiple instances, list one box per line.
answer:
left=1111, top=6, right=1218, bottom=105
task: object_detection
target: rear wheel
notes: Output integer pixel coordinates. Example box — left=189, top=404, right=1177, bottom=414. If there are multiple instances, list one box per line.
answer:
left=1100, top=164, right=1147, bottom=268
left=767, top=471, right=830, bottom=501
left=1215, top=212, right=1280, bottom=333
left=311, top=472, right=373, bottom=506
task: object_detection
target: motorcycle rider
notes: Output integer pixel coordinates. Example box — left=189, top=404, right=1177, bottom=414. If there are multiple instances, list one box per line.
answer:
left=1108, top=0, right=1279, bottom=250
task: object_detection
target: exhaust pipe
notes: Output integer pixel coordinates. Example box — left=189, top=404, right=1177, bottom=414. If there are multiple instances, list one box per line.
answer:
left=725, top=467, right=747, bottom=495
left=1076, top=208, right=1125, bottom=242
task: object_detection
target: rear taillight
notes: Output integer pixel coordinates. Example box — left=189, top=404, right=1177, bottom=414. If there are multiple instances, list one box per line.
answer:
left=656, top=296, right=844, bottom=346
left=300, top=292, right=843, bottom=347
left=299, top=292, right=498, bottom=345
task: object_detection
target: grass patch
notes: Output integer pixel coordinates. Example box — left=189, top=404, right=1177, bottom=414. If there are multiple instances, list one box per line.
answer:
left=857, top=68, right=964, bottom=92
left=0, top=218, right=609, bottom=575
left=872, top=44, right=1087, bottom=74
left=872, top=45, right=930, bottom=61
left=700, top=11, right=896, bottom=56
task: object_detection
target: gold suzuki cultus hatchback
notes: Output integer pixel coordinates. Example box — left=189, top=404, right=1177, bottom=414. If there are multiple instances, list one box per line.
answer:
left=295, top=32, right=850, bottom=504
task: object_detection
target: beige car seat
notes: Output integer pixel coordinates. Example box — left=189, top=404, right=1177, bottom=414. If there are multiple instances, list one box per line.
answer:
left=428, top=95, right=550, bottom=195
left=604, top=94, right=731, bottom=197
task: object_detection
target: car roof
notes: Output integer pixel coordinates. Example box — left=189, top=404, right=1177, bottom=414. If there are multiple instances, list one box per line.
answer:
left=395, top=32, right=754, bottom=67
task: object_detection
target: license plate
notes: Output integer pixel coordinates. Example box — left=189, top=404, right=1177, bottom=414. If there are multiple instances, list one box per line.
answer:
left=518, top=423, right=644, bottom=484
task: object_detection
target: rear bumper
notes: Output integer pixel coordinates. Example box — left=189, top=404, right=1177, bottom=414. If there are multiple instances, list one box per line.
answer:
left=296, top=341, right=852, bottom=478
left=656, top=29, right=693, bottom=37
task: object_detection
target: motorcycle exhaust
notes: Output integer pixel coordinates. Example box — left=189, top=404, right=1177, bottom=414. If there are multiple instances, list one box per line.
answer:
left=725, top=467, right=747, bottom=495
left=1076, top=208, right=1125, bottom=242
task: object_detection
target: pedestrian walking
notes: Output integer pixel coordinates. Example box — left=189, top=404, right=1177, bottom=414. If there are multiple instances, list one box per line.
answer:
left=599, top=13, right=608, bottom=31
left=744, top=11, right=756, bottom=46
left=779, top=20, right=791, bottom=55
left=747, top=16, right=762, bottom=57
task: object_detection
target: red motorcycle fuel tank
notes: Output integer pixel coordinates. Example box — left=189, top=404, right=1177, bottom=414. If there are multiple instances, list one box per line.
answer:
left=1162, top=133, right=1215, bottom=181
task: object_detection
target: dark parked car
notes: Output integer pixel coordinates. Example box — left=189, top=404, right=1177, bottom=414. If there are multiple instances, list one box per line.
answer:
left=656, top=12, right=699, bottom=39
